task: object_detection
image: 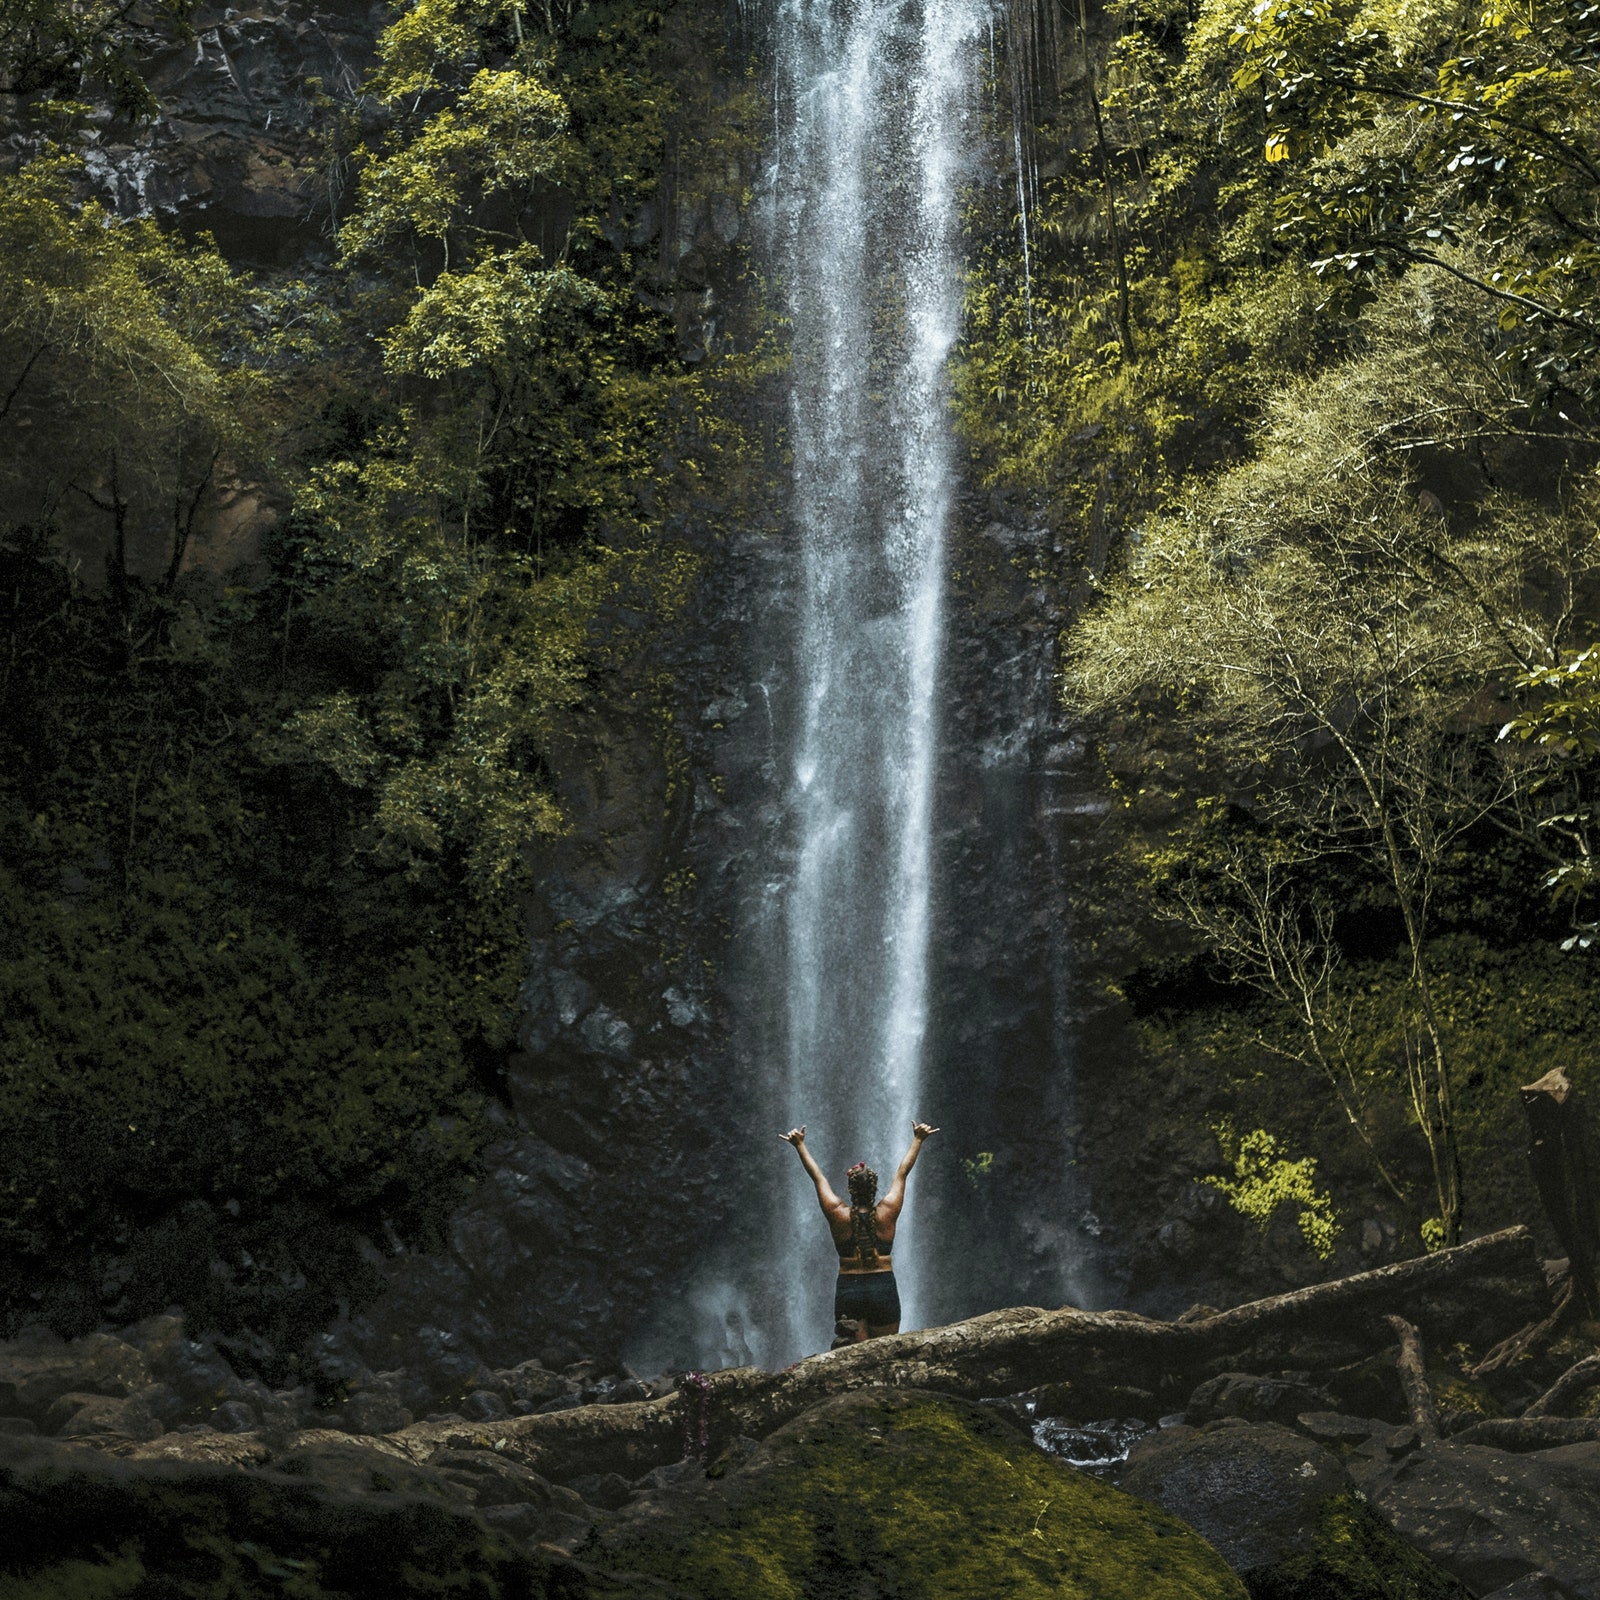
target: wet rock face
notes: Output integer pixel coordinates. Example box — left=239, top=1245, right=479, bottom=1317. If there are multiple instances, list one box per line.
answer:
left=1361, top=1439, right=1600, bottom=1600
left=76, top=0, right=385, bottom=265
left=1119, top=1421, right=1351, bottom=1573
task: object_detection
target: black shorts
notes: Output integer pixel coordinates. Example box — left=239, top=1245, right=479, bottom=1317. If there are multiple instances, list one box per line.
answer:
left=834, top=1272, right=901, bottom=1328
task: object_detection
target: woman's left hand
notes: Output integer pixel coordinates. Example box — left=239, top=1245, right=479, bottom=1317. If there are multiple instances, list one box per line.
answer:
left=912, top=1122, right=940, bottom=1141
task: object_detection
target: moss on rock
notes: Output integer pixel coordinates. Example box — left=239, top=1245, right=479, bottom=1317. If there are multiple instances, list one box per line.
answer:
left=591, top=1389, right=1248, bottom=1599
left=1243, top=1492, right=1472, bottom=1600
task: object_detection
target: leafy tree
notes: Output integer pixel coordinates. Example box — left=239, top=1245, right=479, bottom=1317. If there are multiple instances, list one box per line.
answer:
left=1233, top=0, right=1600, bottom=397
left=1065, top=271, right=1596, bottom=1245
left=0, top=157, right=251, bottom=594
left=0, top=0, right=697, bottom=1357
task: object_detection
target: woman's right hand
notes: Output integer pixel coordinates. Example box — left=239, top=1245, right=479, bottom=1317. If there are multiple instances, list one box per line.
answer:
left=912, top=1121, right=940, bottom=1141
left=780, top=1126, right=807, bottom=1146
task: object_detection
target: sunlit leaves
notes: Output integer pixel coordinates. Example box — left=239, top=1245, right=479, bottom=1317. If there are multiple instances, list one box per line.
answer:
left=345, top=67, right=569, bottom=257
left=384, top=249, right=599, bottom=379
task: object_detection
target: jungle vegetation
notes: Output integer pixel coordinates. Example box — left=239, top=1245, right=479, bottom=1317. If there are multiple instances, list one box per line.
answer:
left=957, top=0, right=1600, bottom=1251
left=5, top=0, right=1599, bottom=1363
left=0, top=0, right=754, bottom=1361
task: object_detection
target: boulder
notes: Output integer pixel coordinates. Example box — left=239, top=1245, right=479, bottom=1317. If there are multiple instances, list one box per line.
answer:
left=1243, top=1492, right=1474, bottom=1599
left=0, top=1332, right=150, bottom=1421
left=425, top=1448, right=598, bottom=1550
left=424, top=1447, right=562, bottom=1508
left=118, top=1317, right=247, bottom=1415
left=496, top=1358, right=574, bottom=1407
left=568, top=1471, right=634, bottom=1510
left=590, top=1388, right=1249, bottom=1598
left=1120, top=1424, right=1474, bottom=1595
left=1294, top=1411, right=1388, bottom=1447
left=1481, top=1578, right=1570, bottom=1600
left=460, top=1390, right=509, bottom=1423
left=46, top=1390, right=167, bottom=1443
left=208, top=1400, right=260, bottom=1435
left=1362, top=1440, right=1600, bottom=1599
left=270, top=1437, right=465, bottom=1504
left=325, top=1390, right=412, bottom=1437
left=1118, top=1422, right=1351, bottom=1573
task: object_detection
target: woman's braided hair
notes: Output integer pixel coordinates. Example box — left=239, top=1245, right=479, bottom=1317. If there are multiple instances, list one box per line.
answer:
left=846, top=1162, right=879, bottom=1264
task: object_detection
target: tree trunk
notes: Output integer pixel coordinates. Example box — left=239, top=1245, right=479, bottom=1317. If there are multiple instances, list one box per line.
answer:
left=1521, top=1067, right=1600, bottom=1316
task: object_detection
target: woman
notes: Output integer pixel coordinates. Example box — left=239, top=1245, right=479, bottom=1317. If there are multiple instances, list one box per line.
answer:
left=779, top=1121, right=939, bottom=1343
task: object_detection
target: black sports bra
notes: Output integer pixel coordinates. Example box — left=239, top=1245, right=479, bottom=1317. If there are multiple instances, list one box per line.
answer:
left=836, top=1229, right=894, bottom=1259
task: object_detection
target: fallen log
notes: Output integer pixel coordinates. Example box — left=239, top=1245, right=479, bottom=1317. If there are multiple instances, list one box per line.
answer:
left=1522, top=1352, right=1600, bottom=1419
left=1385, top=1315, right=1440, bottom=1442
left=389, top=1227, right=1543, bottom=1483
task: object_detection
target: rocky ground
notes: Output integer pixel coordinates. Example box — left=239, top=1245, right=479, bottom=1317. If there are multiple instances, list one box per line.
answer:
left=2, top=1227, right=1596, bottom=1597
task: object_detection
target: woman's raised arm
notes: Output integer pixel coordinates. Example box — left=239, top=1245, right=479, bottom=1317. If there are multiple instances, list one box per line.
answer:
left=880, top=1121, right=939, bottom=1218
left=780, top=1126, right=845, bottom=1215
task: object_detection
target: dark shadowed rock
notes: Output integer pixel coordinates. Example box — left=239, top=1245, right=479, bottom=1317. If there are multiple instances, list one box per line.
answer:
left=1186, top=1373, right=1334, bottom=1427
left=1481, top=1577, right=1570, bottom=1600
left=0, top=1332, right=150, bottom=1421
left=461, top=1389, right=509, bottom=1423
left=497, top=1359, right=574, bottom=1407
left=208, top=1399, right=261, bottom=1434
left=1294, top=1411, right=1387, bottom=1446
left=270, top=1437, right=462, bottom=1503
left=1118, top=1422, right=1350, bottom=1573
left=120, top=1316, right=248, bottom=1415
left=1362, top=1440, right=1600, bottom=1599
left=0, top=1431, right=571, bottom=1597
left=330, top=1390, right=413, bottom=1436
left=425, top=1447, right=561, bottom=1508
left=48, top=1390, right=167, bottom=1442
left=568, top=1471, right=634, bottom=1510
left=1243, top=1492, right=1473, bottom=1600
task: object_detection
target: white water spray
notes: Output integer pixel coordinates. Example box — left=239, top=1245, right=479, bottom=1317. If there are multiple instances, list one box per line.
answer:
left=768, top=0, right=988, bottom=1363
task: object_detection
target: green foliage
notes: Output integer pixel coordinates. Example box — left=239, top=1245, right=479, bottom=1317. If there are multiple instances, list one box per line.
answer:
left=1143, top=933, right=1600, bottom=1249
left=0, top=157, right=254, bottom=576
left=963, top=1150, right=997, bottom=1188
left=1204, top=1122, right=1340, bottom=1259
left=1233, top=0, right=1600, bottom=393
left=1501, top=645, right=1600, bottom=944
left=958, top=0, right=1600, bottom=1250
left=0, top=0, right=732, bottom=1354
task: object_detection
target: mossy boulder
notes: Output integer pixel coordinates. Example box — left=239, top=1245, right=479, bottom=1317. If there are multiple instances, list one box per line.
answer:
left=589, top=1389, right=1248, bottom=1599
left=1244, top=1493, right=1473, bottom=1600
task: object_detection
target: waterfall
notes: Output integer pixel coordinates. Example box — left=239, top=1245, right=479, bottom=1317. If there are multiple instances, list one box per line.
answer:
left=767, top=0, right=988, bottom=1363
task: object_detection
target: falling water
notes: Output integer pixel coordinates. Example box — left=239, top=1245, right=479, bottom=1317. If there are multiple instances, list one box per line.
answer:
left=768, top=0, right=989, bottom=1363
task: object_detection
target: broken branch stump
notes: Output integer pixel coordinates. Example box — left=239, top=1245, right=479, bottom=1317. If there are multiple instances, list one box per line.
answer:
left=1521, top=1067, right=1600, bottom=1317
